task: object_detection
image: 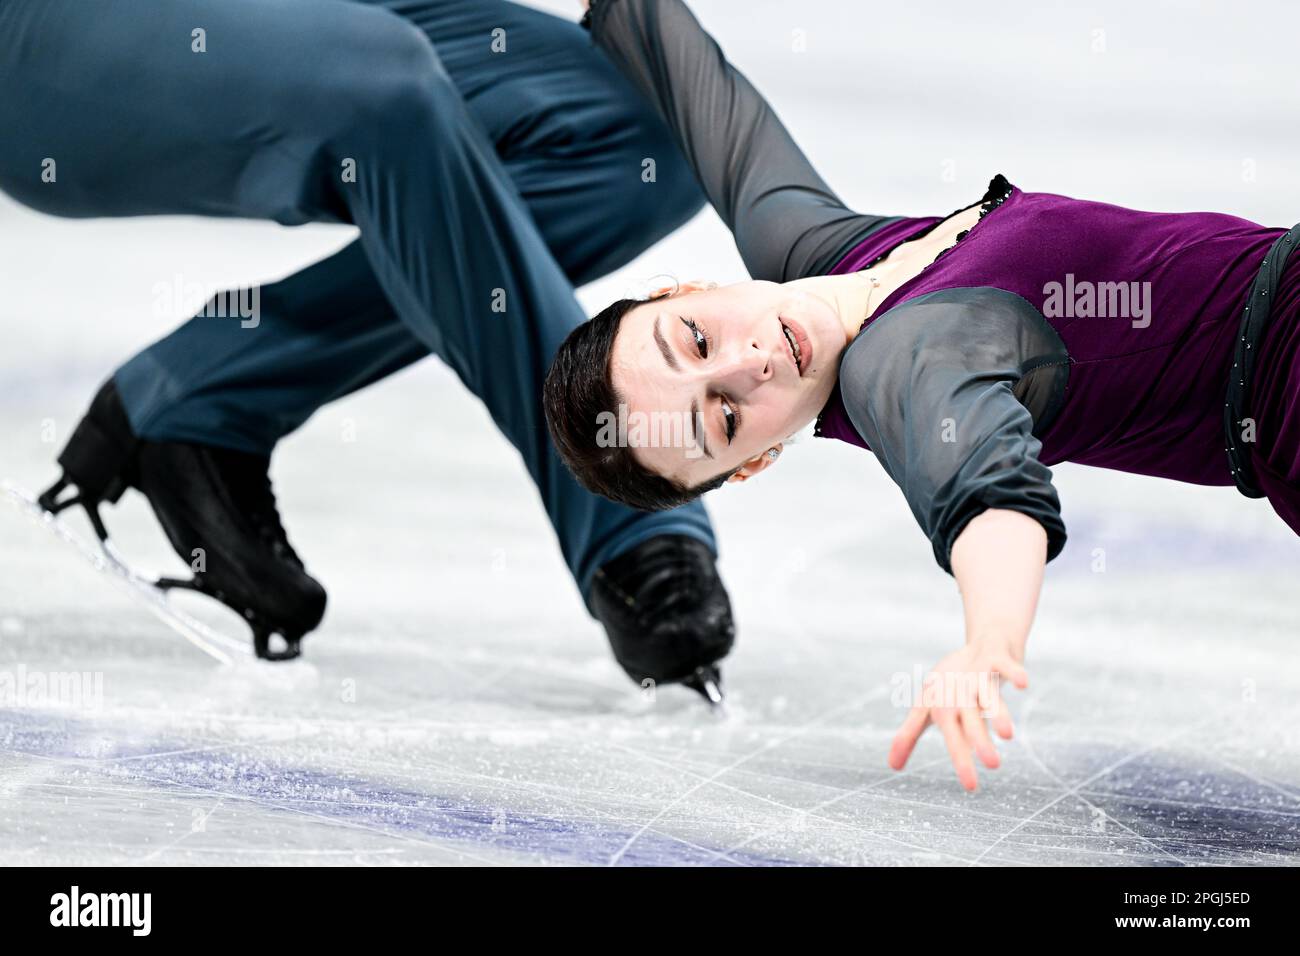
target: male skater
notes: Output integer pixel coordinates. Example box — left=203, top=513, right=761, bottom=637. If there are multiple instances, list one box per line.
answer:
left=0, top=0, right=733, bottom=695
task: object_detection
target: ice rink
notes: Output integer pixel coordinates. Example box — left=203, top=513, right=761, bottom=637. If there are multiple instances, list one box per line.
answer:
left=2, top=0, right=1299, bottom=866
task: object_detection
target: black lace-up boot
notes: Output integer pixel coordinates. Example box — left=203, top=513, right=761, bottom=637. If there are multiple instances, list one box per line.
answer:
left=588, top=534, right=734, bottom=705
left=39, top=380, right=326, bottom=660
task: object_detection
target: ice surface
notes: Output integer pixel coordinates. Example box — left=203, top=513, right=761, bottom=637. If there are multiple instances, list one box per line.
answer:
left=2, top=0, right=1299, bottom=865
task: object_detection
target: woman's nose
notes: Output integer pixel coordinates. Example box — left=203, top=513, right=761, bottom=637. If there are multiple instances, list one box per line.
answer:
left=716, top=340, right=771, bottom=391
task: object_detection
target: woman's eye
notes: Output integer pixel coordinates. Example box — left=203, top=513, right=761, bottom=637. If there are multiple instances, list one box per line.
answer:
left=680, top=316, right=708, bottom=358
left=722, top=399, right=737, bottom=443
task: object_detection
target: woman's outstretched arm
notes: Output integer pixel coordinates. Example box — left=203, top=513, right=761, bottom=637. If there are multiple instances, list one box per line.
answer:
left=889, top=510, right=1045, bottom=790
left=951, top=510, right=1047, bottom=661
left=583, top=0, right=895, bottom=281
left=836, top=287, right=1067, bottom=789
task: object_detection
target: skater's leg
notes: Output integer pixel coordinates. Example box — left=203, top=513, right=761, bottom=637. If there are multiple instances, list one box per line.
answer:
left=115, top=0, right=706, bottom=455
left=17, top=0, right=731, bottom=681
left=114, top=242, right=422, bottom=455
left=301, top=10, right=717, bottom=593
left=0, top=0, right=397, bottom=224
left=79, top=0, right=713, bottom=590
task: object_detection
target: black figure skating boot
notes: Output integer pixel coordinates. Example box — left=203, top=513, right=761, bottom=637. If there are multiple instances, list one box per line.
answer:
left=37, top=380, right=326, bottom=660
left=588, top=535, right=734, bottom=707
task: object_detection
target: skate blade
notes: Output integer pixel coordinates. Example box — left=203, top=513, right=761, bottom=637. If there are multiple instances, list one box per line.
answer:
left=4, top=480, right=253, bottom=665
left=683, top=664, right=726, bottom=715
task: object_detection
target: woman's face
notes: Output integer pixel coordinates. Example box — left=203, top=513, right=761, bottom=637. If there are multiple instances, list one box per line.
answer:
left=609, top=279, right=849, bottom=487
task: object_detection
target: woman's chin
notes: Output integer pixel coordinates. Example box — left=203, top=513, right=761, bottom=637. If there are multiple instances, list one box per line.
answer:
left=801, top=316, right=848, bottom=374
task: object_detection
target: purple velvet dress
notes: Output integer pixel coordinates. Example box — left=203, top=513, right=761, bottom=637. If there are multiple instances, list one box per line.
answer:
left=819, top=183, right=1300, bottom=493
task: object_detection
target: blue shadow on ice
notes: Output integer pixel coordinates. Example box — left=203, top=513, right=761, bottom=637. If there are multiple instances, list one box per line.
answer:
left=0, top=710, right=796, bottom=866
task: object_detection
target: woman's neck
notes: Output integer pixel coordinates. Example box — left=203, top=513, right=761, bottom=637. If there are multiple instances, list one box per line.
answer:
left=786, top=271, right=884, bottom=342
left=790, top=202, right=987, bottom=341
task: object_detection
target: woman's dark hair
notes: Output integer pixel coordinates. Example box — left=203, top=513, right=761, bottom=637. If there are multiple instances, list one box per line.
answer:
left=543, top=296, right=736, bottom=512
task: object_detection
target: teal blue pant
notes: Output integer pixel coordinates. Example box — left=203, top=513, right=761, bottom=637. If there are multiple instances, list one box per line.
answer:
left=0, top=0, right=715, bottom=597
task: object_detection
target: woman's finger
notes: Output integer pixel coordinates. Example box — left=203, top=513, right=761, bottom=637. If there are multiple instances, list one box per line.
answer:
left=961, top=707, right=1000, bottom=769
left=990, top=696, right=1015, bottom=740
left=994, top=654, right=1029, bottom=689
left=888, top=705, right=931, bottom=770
left=936, top=710, right=978, bottom=791
left=977, top=668, right=1000, bottom=715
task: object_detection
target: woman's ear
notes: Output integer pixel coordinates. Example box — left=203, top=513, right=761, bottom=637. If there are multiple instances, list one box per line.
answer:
left=725, top=443, right=784, bottom=483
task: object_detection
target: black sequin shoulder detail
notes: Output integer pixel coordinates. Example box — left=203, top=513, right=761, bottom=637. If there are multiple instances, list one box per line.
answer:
left=848, top=174, right=1014, bottom=274
left=929, top=173, right=1014, bottom=266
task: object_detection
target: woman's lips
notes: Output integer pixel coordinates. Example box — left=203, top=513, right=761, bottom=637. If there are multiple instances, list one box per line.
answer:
left=781, top=316, right=813, bottom=376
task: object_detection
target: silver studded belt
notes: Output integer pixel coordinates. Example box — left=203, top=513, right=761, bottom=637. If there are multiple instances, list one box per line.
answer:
left=1223, top=223, right=1300, bottom=497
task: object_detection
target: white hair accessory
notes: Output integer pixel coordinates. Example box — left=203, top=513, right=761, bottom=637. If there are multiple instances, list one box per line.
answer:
left=623, top=273, right=680, bottom=302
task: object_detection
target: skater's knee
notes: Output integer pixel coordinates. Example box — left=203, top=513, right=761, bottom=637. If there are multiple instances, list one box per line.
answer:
left=333, top=20, right=458, bottom=133
left=290, top=12, right=455, bottom=140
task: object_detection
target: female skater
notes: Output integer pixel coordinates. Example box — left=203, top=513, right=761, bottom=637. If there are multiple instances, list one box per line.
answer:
left=546, top=0, right=1300, bottom=788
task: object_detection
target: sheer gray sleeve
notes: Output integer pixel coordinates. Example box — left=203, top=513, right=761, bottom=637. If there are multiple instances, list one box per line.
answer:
left=584, top=0, right=895, bottom=281
left=837, top=287, right=1071, bottom=573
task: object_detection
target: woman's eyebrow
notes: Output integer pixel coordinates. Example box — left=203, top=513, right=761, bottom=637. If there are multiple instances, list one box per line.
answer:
left=652, top=315, right=680, bottom=371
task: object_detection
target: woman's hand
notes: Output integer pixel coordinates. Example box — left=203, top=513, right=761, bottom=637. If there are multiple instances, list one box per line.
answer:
left=889, top=640, right=1029, bottom=791
left=889, top=508, right=1047, bottom=790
